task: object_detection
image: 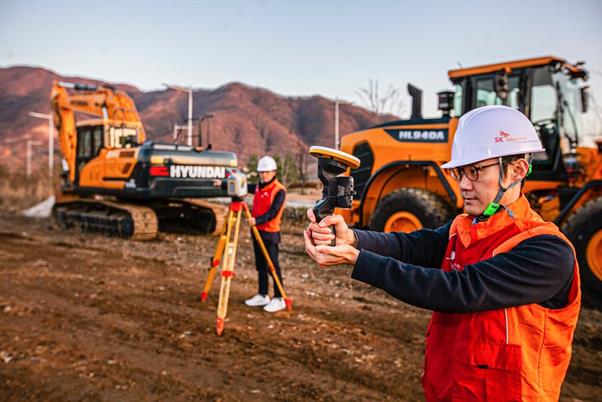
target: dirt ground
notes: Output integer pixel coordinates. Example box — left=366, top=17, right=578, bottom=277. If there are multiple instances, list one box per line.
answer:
left=0, top=213, right=600, bottom=401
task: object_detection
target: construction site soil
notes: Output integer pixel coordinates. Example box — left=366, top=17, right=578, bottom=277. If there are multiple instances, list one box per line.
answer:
left=1, top=213, right=600, bottom=401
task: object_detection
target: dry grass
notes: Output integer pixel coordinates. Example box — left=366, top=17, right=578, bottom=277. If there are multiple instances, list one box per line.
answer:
left=0, top=165, right=54, bottom=212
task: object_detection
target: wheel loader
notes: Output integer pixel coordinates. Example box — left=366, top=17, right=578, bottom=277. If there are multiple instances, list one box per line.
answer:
left=339, top=56, right=602, bottom=306
left=51, top=80, right=244, bottom=240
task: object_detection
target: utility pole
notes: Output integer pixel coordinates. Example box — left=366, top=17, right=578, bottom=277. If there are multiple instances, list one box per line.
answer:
left=163, top=83, right=194, bottom=146
left=200, top=114, right=214, bottom=149
left=334, top=99, right=353, bottom=150
left=26, top=140, right=42, bottom=178
left=187, top=88, right=193, bottom=146
left=28, top=112, right=54, bottom=178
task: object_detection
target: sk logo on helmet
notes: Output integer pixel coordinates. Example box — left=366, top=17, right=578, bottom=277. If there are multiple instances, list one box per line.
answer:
left=494, top=130, right=511, bottom=143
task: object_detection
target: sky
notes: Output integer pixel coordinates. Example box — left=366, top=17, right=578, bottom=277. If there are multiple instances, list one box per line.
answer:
left=1, top=0, right=601, bottom=122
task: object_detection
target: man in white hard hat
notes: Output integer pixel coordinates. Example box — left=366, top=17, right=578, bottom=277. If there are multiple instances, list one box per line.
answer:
left=244, top=156, right=288, bottom=313
left=304, top=106, right=579, bottom=401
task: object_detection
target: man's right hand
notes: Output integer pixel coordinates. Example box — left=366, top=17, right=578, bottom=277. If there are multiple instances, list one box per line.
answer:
left=306, top=208, right=356, bottom=247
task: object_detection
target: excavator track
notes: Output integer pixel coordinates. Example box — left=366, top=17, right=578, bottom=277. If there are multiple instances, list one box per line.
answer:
left=150, top=198, right=227, bottom=236
left=53, top=195, right=228, bottom=239
left=53, top=197, right=158, bottom=240
left=184, top=199, right=228, bottom=235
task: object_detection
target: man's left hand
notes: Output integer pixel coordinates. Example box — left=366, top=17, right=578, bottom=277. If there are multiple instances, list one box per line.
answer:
left=304, top=229, right=359, bottom=267
left=247, top=217, right=256, bottom=226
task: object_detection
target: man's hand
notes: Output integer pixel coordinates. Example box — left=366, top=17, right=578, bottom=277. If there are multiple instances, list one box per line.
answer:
left=247, top=217, right=256, bottom=226
left=212, top=179, right=222, bottom=187
left=306, top=209, right=356, bottom=246
left=304, top=230, right=359, bottom=267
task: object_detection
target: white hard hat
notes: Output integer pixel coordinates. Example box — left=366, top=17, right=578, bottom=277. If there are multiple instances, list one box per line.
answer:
left=441, top=105, right=545, bottom=169
left=257, top=156, right=277, bottom=172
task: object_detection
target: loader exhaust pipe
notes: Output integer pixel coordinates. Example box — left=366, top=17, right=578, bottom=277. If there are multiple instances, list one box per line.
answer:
left=407, top=83, right=422, bottom=119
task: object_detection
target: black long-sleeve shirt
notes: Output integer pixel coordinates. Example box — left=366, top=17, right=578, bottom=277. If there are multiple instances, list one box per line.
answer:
left=351, top=222, right=574, bottom=313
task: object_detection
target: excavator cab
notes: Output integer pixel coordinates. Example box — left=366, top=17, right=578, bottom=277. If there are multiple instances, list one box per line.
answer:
left=72, top=120, right=142, bottom=185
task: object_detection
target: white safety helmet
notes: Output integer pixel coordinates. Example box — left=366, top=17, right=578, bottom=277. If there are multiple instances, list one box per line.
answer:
left=441, top=105, right=545, bottom=169
left=257, top=155, right=277, bottom=172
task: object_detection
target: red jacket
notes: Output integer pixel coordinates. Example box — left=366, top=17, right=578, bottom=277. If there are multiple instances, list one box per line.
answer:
left=423, top=196, right=580, bottom=401
left=252, top=179, right=286, bottom=232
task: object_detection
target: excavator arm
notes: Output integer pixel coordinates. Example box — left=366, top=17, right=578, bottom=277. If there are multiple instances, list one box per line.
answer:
left=50, top=80, right=146, bottom=183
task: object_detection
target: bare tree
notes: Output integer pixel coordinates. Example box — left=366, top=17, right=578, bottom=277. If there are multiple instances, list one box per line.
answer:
left=356, top=79, right=405, bottom=116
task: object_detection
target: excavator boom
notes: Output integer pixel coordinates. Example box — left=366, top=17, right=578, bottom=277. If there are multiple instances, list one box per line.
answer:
left=51, top=80, right=146, bottom=183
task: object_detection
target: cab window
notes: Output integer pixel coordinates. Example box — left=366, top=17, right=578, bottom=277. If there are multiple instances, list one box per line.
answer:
left=474, top=76, right=520, bottom=109
left=531, top=67, right=557, bottom=123
left=530, top=67, right=558, bottom=162
left=77, top=126, right=103, bottom=160
left=108, top=127, right=138, bottom=148
left=453, top=84, right=463, bottom=117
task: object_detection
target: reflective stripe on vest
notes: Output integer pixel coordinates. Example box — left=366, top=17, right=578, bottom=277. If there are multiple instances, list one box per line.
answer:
left=252, top=179, right=286, bottom=232
left=422, top=195, right=580, bottom=402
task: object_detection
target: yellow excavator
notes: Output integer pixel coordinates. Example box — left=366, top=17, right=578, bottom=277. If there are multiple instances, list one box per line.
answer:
left=51, top=80, right=242, bottom=239
left=339, top=56, right=602, bottom=306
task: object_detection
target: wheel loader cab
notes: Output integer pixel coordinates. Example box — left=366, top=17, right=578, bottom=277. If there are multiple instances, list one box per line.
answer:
left=450, top=59, right=590, bottom=183
left=341, top=56, right=595, bottom=229
left=452, top=71, right=523, bottom=115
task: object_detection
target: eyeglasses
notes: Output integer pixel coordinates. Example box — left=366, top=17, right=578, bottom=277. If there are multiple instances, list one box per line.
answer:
left=449, top=161, right=499, bottom=182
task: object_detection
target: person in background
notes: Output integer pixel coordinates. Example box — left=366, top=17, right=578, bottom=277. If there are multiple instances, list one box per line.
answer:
left=305, top=106, right=580, bottom=401
left=216, top=156, right=288, bottom=312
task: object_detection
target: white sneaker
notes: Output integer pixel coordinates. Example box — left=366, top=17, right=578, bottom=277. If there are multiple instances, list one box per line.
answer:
left=263, top=297, right=286, bottom=313
left=245, top=294, right=270, bottom=307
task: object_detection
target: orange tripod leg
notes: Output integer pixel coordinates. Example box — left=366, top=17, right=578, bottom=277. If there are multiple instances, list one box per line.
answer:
left=200, top=232, right=227, bottom=302
left=216, top=203, right=243, bottom=335
left=243, top=204, right=292, bottom=311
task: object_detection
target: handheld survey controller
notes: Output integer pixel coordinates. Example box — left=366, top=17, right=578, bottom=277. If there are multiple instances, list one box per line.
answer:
left=309, top=146, right=361, bottom=246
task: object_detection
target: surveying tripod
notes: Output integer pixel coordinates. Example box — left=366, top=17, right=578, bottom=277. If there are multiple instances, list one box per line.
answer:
left=200, top=199, right=292, bottom=335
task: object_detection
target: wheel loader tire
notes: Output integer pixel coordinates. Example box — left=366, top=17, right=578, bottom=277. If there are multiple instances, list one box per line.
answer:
left=562, top=197, right=602, bottom=309
left=369, top=188, right=454, bottom=233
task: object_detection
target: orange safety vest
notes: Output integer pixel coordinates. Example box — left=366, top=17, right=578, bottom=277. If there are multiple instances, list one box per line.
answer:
left=252, top=179, right=286, bottom=232
left=422, top=195, right=580, bottom=402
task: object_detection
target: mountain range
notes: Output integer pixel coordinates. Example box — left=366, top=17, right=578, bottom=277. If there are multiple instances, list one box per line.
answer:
left=0, top=66, right=391, bottom=171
